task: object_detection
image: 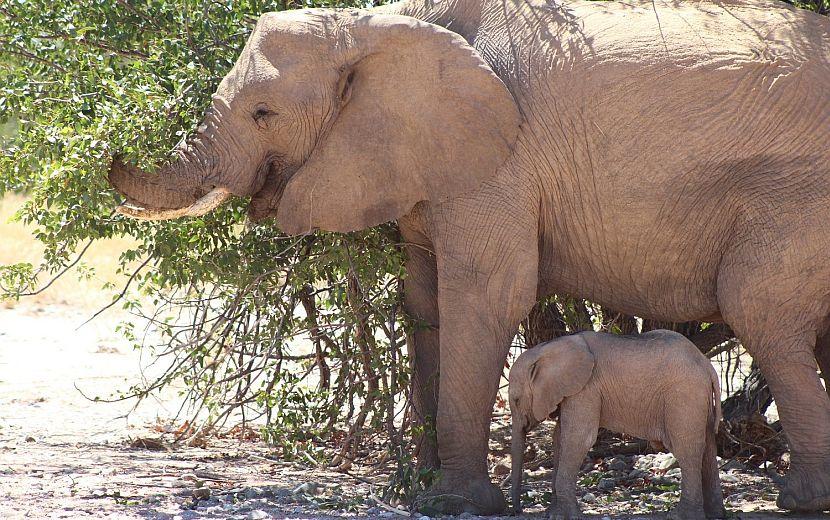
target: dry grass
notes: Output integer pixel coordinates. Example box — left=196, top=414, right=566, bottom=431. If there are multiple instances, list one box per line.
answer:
left=0, top=193, right=139, bottom=311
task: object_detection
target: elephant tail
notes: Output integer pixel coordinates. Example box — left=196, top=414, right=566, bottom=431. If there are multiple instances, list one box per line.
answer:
left=707, top=361, right=722, bottom=434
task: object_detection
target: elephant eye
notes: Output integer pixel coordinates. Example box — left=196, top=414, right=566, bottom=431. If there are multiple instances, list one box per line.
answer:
left=252, top=106, right=273, bottom=121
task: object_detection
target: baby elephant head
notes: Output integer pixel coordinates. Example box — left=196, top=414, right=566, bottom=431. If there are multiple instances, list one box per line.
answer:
left=508, top=336, right=595, bottom=513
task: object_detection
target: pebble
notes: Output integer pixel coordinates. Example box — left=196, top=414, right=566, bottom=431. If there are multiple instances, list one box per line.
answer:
left=720, top=472, right=740, bottom=483
left=493, top=462, right=511, bottom=476
left=726, top=492, right=745, bottom=504
left=244, top=487, right=262, bottom=499
left=178, top=511, right=201, bottom=520
left=607, top=457, right=629, bottom=471
left=459, top=513, right=474, bottom=519
left=418, top=515, right=431, bottom=520
left=654, top=454, right=678, bottom=470
left=366, top=507, right=381, bottom=515
left=292, top=482, right=322, bottom=495
left=665, top=468, right=682, bottom=479
left=581, top=492, right=597, bottom=503
left=192, top=487, right=211, bottom=500
left=597, top=477, right=616, bottom=491
left=247, top=511, right=270, bottom=520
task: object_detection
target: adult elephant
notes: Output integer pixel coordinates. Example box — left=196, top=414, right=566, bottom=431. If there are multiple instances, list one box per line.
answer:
left=108, top=0, right=830, bottom=514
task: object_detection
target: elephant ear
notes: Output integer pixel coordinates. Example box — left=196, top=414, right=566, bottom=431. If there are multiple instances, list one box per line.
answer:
left=529, top=336, right=595, bottom=422
left=275, top=13, right=521, bottom=234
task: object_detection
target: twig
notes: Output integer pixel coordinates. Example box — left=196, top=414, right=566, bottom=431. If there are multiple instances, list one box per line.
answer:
left=369, top=493, right=409, bottom=516
left=75, top=255, right=152, bottom=329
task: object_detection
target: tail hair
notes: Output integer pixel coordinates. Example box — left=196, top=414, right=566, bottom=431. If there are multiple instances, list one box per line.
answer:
left=707, top=361, right=722, bottom=433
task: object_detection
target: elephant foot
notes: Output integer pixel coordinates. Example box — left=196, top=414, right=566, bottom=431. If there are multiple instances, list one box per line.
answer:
left=776, top=460, right=830, bottom=512
left=704, top=504, right=727, bottom=519
left=415, top=474, right=506, bottom=515
left=666, top=505, right=706, bottom=520
left=549, top=498, right=582, bottom=520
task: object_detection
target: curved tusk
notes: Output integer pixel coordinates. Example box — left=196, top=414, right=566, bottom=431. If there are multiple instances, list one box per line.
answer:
left=116, top=187, right=233, bottom=221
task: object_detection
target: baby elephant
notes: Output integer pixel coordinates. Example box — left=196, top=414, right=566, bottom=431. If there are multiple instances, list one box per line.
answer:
left=510, top=330, right=724, bottom=520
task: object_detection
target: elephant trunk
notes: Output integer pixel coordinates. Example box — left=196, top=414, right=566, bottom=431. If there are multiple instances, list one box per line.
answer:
left=108, top=97, right=239, bottom=220
left=511, top=419, right=526, bottom=514
left=109, top=156, right=204, bottom=210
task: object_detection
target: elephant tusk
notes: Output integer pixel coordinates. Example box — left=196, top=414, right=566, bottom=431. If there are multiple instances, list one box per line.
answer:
left=116, top=187, right=233, bottom=220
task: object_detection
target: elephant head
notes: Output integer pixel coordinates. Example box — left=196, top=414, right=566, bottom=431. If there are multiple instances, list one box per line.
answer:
left=108, top=9, right=521, bottom=233
left=508, top=336, right=595, bottom=512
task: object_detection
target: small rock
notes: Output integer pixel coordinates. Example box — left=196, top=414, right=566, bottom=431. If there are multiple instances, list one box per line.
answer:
left=292, top=482, right=322, bottom=495
left=651, top=476, right=676, bottom=486
left=634, top=454, right=655, bottom=471
left=720, top=472, right=740, bottom=483
left=597, top=477, right=616, bottom=491
left=418, top=516, right=431, bottom=520
left=192, top=487, right=211, bottom=500
left=366, top=507, right=381, bottom=515
left=459, top=513, right=474, bottom=519
left=627, top=469, right=647, bottom=479
left=581, top=492, right=597, bottom=503
left=243, top=487, right=263, bottom=499
left=178, top=511, right=201, bottom=520
left=247, top=511, right=270, bottom=520
left=655, top=454, right=678, bottom=470
left=720, top=459, right=746, bottom=472
left=665, top=468, right=682, bottom=479
left=607, top=457, right=629, bottom=472
left=271, top=487, right=292, bottom=499
left=726, top=492, right=744, bottom=504
left=493, top=462, right=511, bottom=476
left=378, top=512, right=396, bottom=518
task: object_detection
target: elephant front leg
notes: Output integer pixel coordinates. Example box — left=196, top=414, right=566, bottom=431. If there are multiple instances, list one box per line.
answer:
left=420, top=277, right=537, bottom=514
left=402, top=239, right=441, bottom=471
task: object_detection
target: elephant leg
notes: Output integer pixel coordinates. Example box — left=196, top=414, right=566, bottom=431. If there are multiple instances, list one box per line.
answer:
left=815, top=331, right=830, bottom=400
left=717, top=232, right=830, bottom=512
left=421, top=285, right=533, bottom=514
left=702, top=417, right=725, bottom=519
left=552, top=397, right=599, bottom=520
left=755, top=343, right=830, bottom=512
left=402, top=236, right=441, bottom=470
left=667, top=430, right=707, bottom=519
left=549, top=420, right=562, bottom=511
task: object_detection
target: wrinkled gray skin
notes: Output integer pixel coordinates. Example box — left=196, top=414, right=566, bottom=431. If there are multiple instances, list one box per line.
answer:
left=107, top=0, right=830, bottom=514
left=509, top=331, right=725, bottom=520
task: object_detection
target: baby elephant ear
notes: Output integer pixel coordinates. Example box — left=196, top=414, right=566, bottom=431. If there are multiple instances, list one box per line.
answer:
left=276, top=13, right=521, bottom=235
left=529, top=336, right=595, bottom=422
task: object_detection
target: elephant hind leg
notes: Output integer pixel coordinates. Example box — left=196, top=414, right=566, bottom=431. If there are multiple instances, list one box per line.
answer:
left=716, top=249, right=830, bottom=512
left=702, top=413, right=725, bottom=518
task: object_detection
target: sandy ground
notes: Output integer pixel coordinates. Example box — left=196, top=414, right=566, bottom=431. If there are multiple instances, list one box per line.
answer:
left=0, top=302, right=826, bottom=520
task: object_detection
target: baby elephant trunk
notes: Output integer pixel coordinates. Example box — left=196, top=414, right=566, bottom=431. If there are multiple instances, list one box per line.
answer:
left=511, top=420, right=526, bottom=513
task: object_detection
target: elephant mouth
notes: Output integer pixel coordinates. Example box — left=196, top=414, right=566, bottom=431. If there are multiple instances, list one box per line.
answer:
left=246, top=158, right=295, bottom=223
